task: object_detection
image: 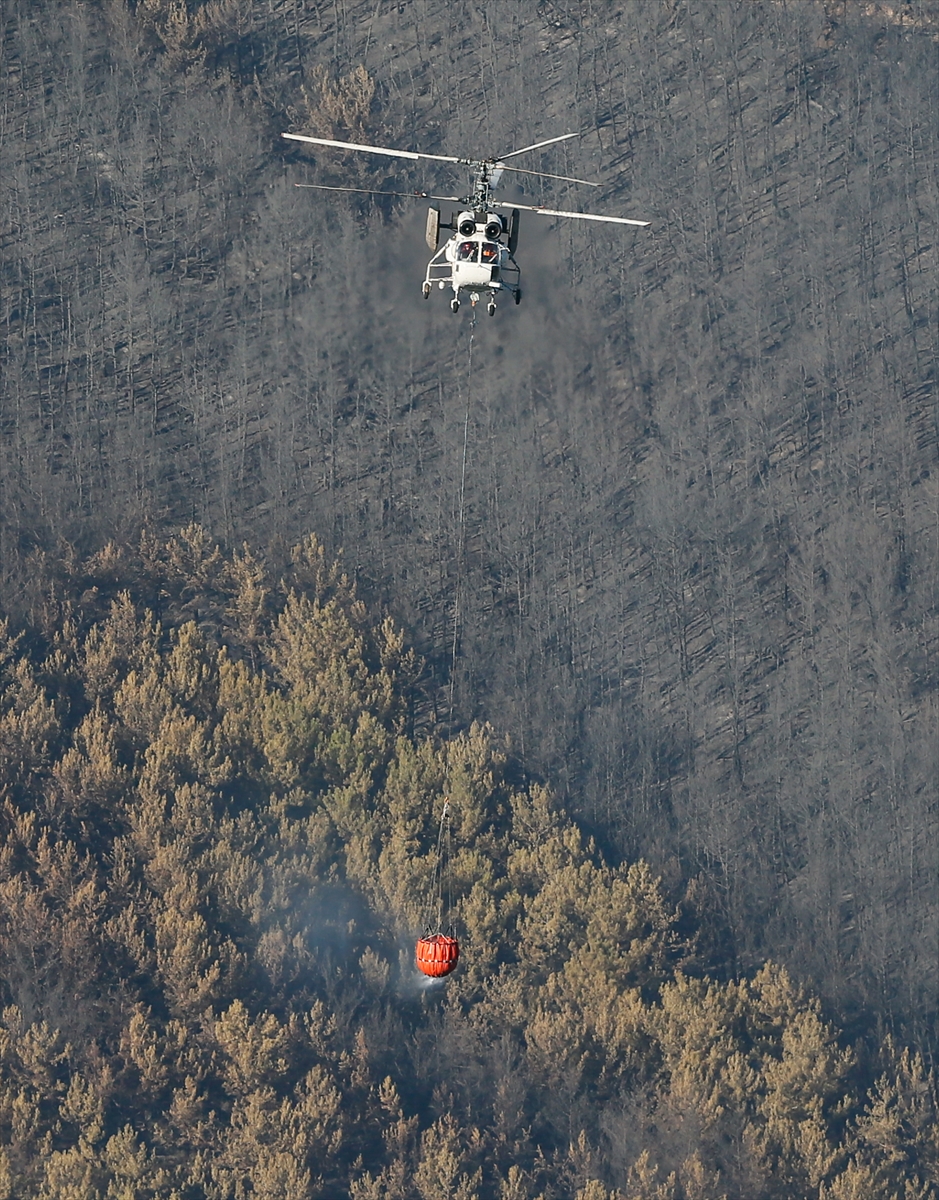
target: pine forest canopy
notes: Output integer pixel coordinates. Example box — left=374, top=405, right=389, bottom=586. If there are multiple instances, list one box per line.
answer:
left=0, top=0, right=937, bottom=1160
left=0, top=528, right=936, bottom=1198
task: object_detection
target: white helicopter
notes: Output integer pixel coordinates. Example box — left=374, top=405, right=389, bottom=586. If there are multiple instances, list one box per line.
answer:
left=282, top=130, right=649, bottom=315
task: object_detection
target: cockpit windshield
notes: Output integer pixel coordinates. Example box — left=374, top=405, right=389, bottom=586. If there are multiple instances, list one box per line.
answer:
left=457, top=241, right=478, bottom=262
left=480, top=242, right=499, bottom=263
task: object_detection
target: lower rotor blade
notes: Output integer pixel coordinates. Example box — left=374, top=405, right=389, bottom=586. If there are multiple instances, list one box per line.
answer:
left=295, top=183, right=461, bottom=202
left=499, top=164, right=598, bottom=187
left=495, top=201, right=650, bottom=227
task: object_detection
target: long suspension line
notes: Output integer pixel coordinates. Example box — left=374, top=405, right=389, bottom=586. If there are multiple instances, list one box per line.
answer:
left=446, top=309, right=474, bottom=740
left=428, top=311, right=476, bottom=936
left=425, top=798, right=452, bottom=935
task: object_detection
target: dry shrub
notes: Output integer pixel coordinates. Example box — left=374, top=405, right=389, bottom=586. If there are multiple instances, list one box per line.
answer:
left=298, top=64, right=375, bottom=140
left=134, top=0, right=247, bottom=71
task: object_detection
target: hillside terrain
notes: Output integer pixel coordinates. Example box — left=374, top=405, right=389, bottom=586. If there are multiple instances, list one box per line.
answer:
left=1, top=0, right=937, bottom=1053
left=0, top=531, right=936, bottom=1198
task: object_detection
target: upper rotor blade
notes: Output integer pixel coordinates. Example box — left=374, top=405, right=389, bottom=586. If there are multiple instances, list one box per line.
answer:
left=494, top=201, right=650, bottom=227
left=498, top=132, right=581, bottom=161
left=282, top=132, right=461, bottom=165
left=295, top=183, right=462, bottom=202
left=499, top=164, right=598, bottom=187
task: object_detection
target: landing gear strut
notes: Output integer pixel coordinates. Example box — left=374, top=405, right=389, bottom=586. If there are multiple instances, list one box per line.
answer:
left=450, top=298, right=460, bottom=313
left=487, top=302, right=496, bottom=316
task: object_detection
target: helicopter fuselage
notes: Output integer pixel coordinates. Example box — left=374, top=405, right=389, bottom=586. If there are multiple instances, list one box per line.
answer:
left=423, top=210, right=520, bottom=314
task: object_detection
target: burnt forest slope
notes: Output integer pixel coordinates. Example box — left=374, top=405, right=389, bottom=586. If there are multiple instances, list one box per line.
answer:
left=1, top=0, right=937, bottom=1040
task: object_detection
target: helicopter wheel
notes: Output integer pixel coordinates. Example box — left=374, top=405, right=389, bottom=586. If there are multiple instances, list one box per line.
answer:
left=487, top=302, right=496, bottom=316
left=450, top=298, right=460, bottom=313
left=422, top=282, right=431, bottom=299
left=514, top=289, right=522, bottom=305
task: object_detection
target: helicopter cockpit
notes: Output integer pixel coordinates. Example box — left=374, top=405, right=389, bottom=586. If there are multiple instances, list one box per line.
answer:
left=457, top=240, right=501, bottom=264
